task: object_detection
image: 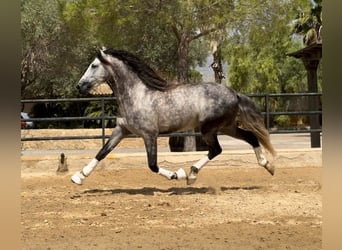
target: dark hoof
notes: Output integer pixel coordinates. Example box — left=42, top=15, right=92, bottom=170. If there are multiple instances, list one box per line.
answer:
left=187, top=166, right=199, bottom=185
left=264, top=162, right=275, bottom=176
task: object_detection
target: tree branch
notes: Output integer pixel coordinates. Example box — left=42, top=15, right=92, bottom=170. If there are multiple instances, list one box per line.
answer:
left=191, top=27, right=219, bottom=41
left=171, top=24, right=181, bottom=43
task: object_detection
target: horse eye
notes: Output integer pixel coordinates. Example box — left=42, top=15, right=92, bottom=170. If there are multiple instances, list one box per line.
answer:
left=91, top=64, right=99, bottom=69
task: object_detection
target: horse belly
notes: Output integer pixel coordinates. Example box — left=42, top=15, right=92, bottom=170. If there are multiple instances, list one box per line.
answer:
left=157, top=106, right=199, bottom=133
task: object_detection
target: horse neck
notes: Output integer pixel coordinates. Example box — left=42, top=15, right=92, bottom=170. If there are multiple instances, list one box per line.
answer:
left=107, top=58, right=148, bottom=111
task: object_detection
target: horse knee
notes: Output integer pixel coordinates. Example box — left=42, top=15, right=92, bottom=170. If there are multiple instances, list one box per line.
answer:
left=202, top=133, right=222, bottom=160
left=208, top=144, right=222, bottom=160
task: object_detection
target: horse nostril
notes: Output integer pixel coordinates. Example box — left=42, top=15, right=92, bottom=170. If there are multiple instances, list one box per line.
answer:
left=76, top=85, right=80, bottom=90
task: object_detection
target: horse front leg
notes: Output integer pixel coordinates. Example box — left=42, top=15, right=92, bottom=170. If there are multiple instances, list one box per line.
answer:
left=143, top=134, right=187, bottom=180
left=71, top=125, right=127, bottom=185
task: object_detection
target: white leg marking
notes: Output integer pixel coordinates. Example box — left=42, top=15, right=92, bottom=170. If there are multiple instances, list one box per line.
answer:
left=71, top=171, right=86, bottom=185
left=187, top=156, right=210, bottom=185
left=193, top=156, right=210, bottom=170
left=158, top=167, right=176, bottom=180
left=254, top=147, right=267, bottom=166
left=254, top=146, right=275, bottom=175
left=82, top=158, right=99, bottom=176
left=158, top=168, right=187, bottom=180
left=71, top=158, right=99, bottom=185
left=175, top=168, right=187, bottom=180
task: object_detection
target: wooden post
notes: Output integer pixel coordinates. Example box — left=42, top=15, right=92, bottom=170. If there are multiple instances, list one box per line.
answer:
left=57, top=153, right=68, bottom=173
left=288, top=43, right=322, bottom=148
left=302, top=57, right=321, bottom=147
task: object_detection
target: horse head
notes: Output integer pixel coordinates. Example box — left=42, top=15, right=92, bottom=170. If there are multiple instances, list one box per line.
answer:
left=77, top=49, right=112, bottom=95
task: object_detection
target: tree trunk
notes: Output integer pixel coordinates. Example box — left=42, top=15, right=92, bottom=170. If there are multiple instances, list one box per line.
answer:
left=210, top=42, right=224, bottom=84
left=212, top=50, right=224, bottom=84
left=177, top=31, right=190, bottom=84
left=183, top=132, right=196, bottom=152
left=177, top=30, right=196, bottom=151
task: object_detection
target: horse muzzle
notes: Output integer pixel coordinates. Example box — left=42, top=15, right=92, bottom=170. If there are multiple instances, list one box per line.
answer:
left=76, top=82, right=91, bottom=95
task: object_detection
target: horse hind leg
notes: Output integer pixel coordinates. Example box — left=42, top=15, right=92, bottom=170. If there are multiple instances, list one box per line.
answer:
left=187, top=131, right=222, bottom=185
left=253, top=146, right=275, bottom=175
left=221, top=125, right=275, bottom=175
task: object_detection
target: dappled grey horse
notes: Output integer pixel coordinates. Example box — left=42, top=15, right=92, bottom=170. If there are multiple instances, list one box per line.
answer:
left=71, top=48, right=276, bottom=185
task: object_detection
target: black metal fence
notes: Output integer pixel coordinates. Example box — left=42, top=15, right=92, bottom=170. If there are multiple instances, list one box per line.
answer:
left=21, top=93, right=322, bottom=147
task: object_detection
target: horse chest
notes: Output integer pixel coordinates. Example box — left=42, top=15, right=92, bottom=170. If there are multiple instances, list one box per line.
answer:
left=119, top=99, right=158, bottom=134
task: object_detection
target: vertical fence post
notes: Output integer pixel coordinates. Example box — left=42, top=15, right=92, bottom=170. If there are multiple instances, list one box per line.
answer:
left=101, top=98, right=105, bottom=146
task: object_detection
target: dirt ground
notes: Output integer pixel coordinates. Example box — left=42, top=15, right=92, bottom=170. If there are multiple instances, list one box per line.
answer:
left=21, top=158, right=321, bottom=249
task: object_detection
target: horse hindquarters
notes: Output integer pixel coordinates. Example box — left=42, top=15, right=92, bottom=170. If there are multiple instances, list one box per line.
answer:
left=220, top=93, right=276, bottom=175
left=235, top=93, right=276, bottom=157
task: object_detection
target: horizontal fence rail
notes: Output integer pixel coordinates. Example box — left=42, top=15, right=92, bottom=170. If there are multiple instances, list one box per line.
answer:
left=21, top=93, right=322, bottom=147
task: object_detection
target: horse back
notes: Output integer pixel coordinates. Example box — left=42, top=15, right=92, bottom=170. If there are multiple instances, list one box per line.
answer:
left=155, top=82, right=238, bottom=133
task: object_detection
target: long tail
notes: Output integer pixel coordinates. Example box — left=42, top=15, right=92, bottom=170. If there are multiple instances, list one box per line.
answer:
left=236, top=93, right=276, bottom=156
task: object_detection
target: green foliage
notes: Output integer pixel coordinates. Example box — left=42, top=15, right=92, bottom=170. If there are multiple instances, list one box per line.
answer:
left=222, top=0, right=322, bottom=94
left=274, top=115, right=291, bottom=128
left=60, top=0, right=181, bottom=79
left=59, top=0, right=224, bottom=81
left=188, top=69, right=203, bottom=83
left=21, top=0, right=94, bottom=99
left=291, top=0, right=322, bottom=36
left=84, top=100, right=117, bottom=128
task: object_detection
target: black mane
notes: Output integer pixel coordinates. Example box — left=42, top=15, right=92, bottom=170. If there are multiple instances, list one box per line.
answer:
left=100, top=49, right=175, bottom=91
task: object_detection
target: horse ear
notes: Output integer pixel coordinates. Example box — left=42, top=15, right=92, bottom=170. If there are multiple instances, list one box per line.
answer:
left=100, top=48, right=107, bottom=58
left=98, top=48, right=110, bottom=65
left=99, top=48, right=109, bottom=64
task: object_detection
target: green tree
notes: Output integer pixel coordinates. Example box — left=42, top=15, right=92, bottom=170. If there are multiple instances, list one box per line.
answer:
left=21, top=0, right=95, bottom=99
left=61, top=0, right=178, bottom=79
left=163, top=0, right=234, bottom=84
left=61, top=0, right=234, bottom=84
left=291, top=0, right=322, bottom=45
left=220, top=0, right=322, bottom=129
left=21, top=0, right=63, bottom=98
left=222, top=0, right=313, bottom=94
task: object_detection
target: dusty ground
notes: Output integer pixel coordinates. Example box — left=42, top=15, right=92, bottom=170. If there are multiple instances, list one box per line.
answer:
left=21, top=130, right=322, bottom=249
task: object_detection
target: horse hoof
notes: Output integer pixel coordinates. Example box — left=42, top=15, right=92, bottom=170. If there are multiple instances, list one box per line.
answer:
left=71, top=172, right=85, bottom=185
left=187, top=175, right=197, bottom=185
left=175, top=168, right=187, bottom=180
left=263, top=162, right=275, bottom=176
left=187, top=166, right=199, bottom=185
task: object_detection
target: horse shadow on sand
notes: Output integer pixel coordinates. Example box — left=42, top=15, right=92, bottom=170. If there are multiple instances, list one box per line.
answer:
left=78, top=185, right=263, bottom=197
